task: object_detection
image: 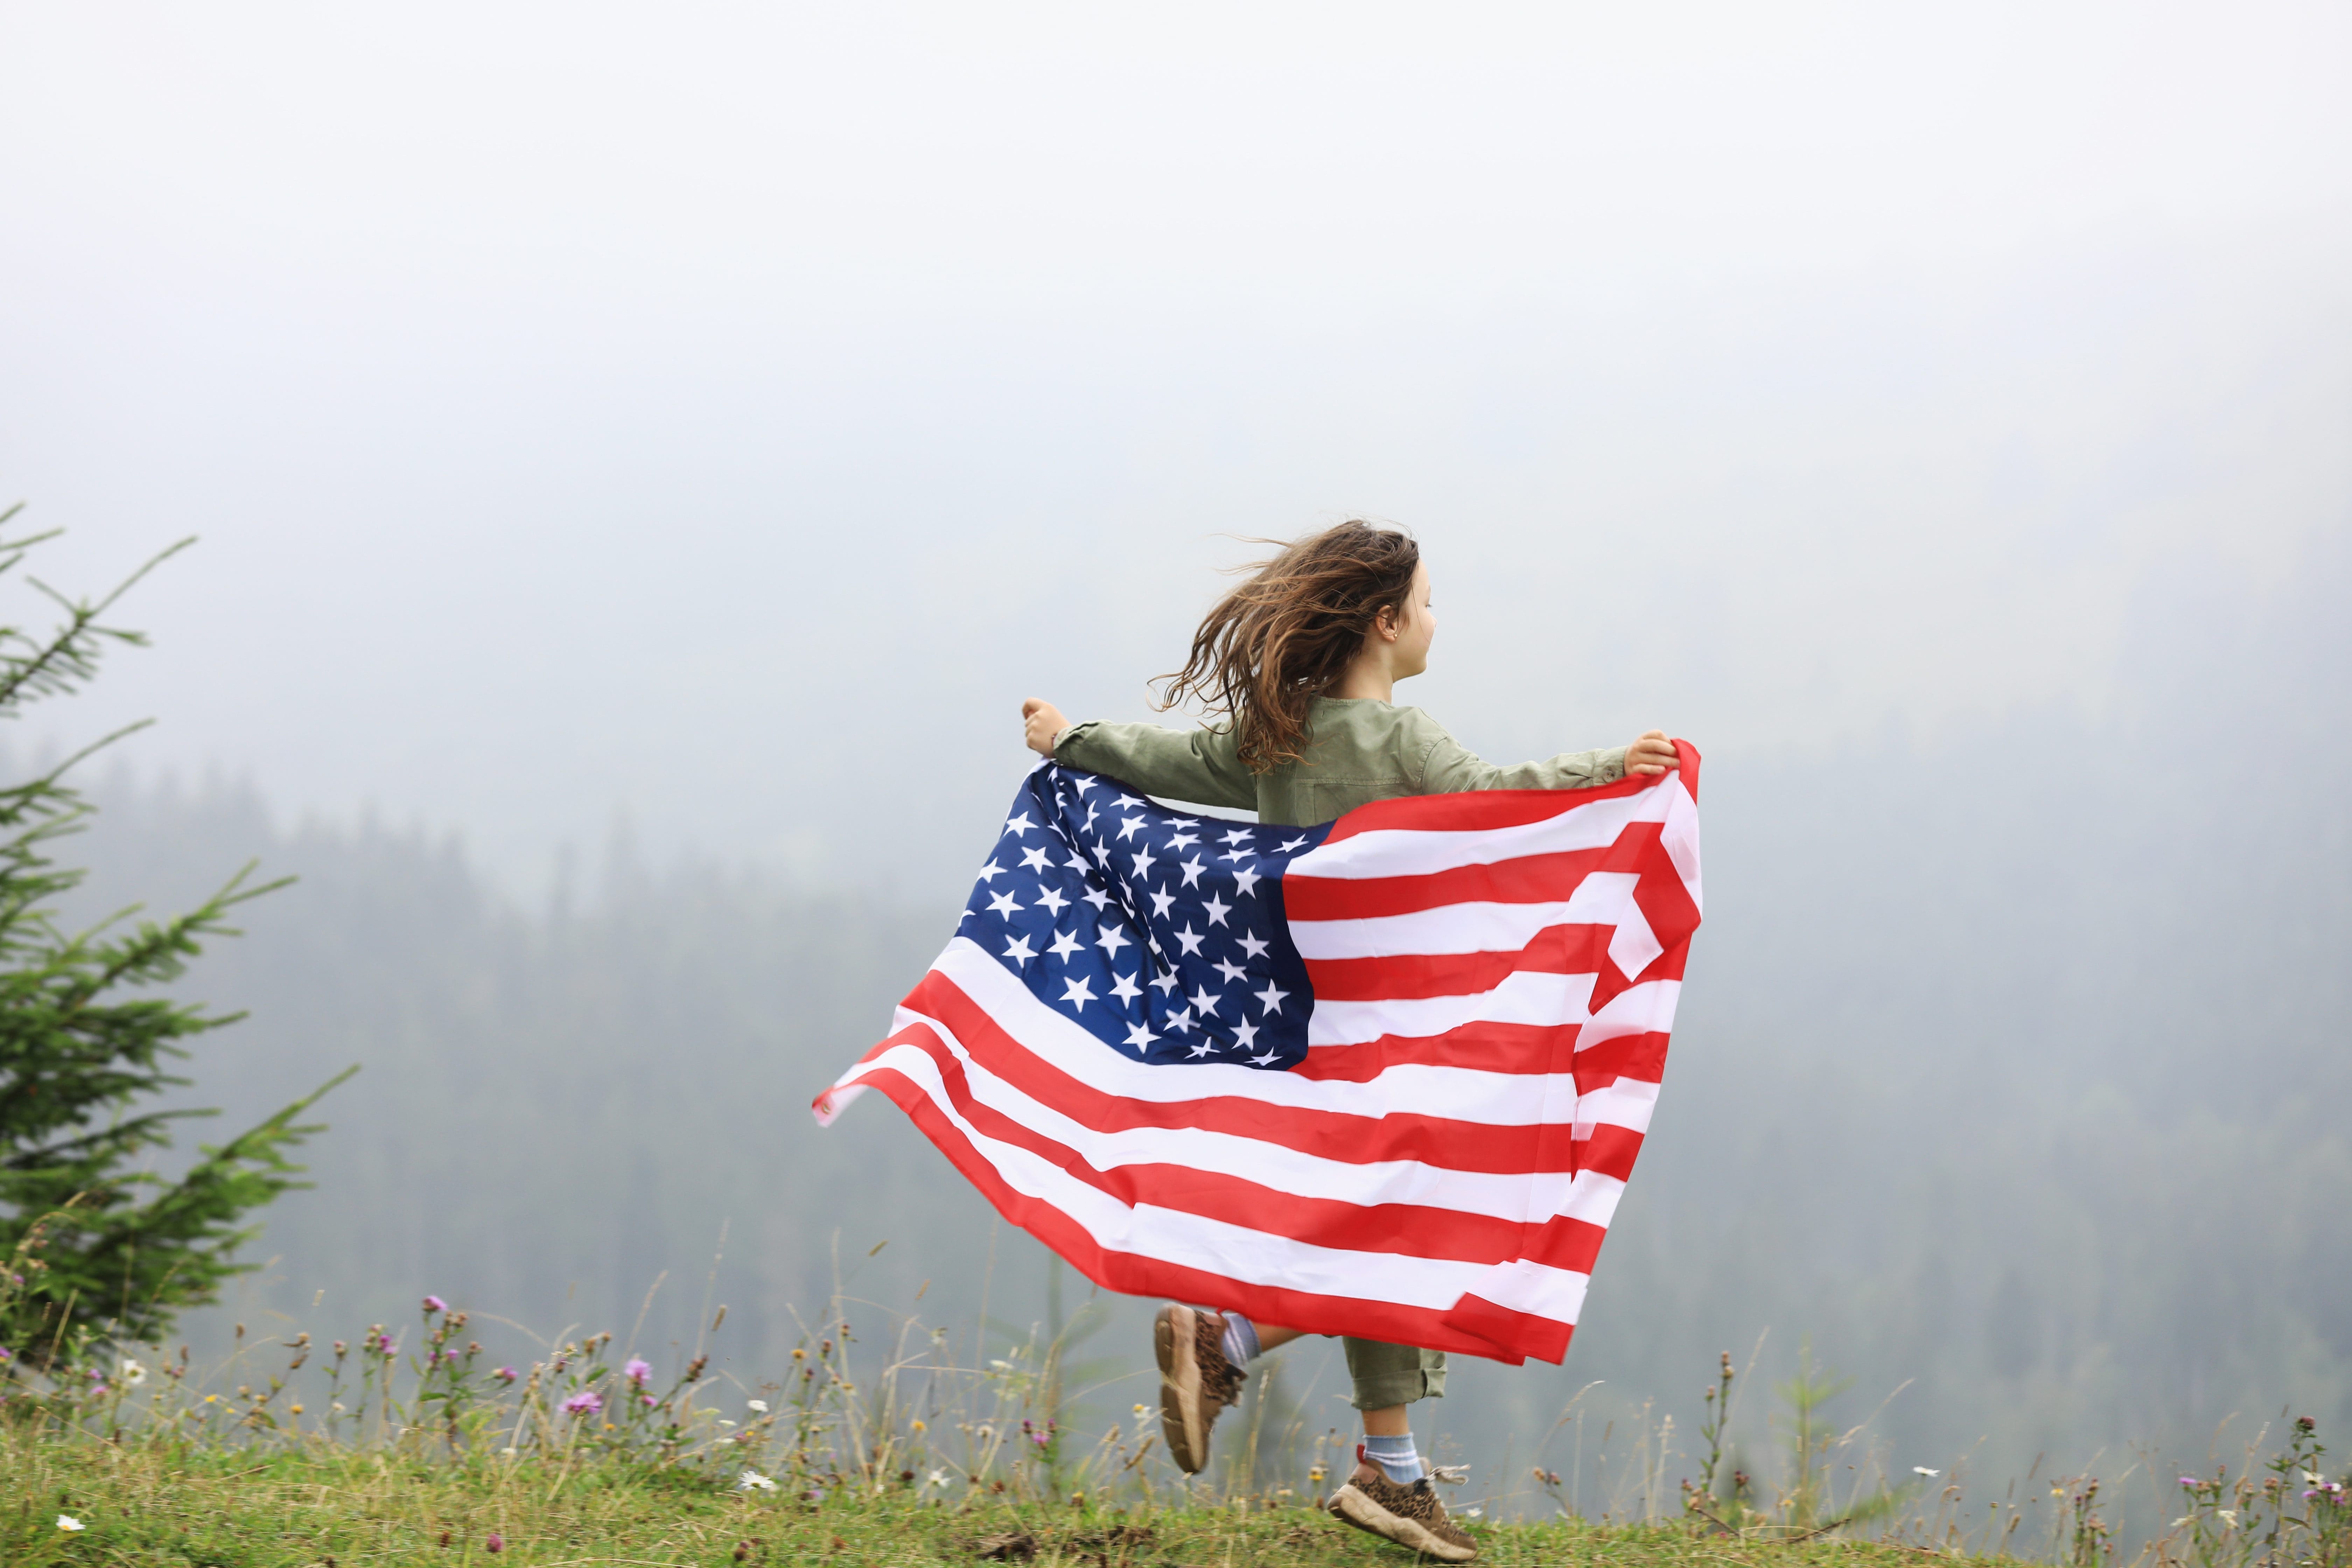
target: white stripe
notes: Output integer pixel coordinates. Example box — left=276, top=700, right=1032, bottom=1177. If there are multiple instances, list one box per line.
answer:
left=1574, top=1076, right=1661, bottom=1136
left=836, top=1038, right=1589, bottom=1320
left=1287, top=780, right=1673, bottom=881
left=1290, top=870, right=1653, bottom=967
left=1308, top=970, right=1597, bottom=1045
left=1660, top=774, right=1702, bottom=913
left=1467, top=1257, right=1591, bottom=1323
left=1558, top=1169, right=1629, bottom=1230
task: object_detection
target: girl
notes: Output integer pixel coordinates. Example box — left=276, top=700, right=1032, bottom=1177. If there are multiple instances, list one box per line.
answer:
left=1020, top=520, right=1676, bottom=1562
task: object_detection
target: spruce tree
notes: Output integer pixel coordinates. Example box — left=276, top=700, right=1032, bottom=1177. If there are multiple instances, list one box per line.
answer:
left=0, top=506, right=350, bottom=1371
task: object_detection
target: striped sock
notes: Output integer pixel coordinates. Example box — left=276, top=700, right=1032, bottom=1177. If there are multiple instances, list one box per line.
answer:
left=1219, top=1312, right=1260, bottom=1366
left=1363, top=1432, right=1424, bottom=1484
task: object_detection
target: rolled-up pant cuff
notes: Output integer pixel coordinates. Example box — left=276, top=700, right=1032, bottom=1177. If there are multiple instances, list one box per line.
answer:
left=1343, top=1337, right=1448, bottom=1410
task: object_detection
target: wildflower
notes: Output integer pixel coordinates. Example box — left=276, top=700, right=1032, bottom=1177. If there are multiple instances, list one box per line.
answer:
left=642, top=1394, right=656, bottom=1407
left=2218, top=1510, right=2238, bottom=1528
left=2173, top=1517, right=2194, bottom=1528
left=911, top=1418, right=926, bottom=1433
left=119, top=1358, right=148, bottom=1386
left=1464, top=1507, right=1485, bottom=1519
left=927, top=1469, right=951, bottom=1488
left=2181, top=1477, right=2200, bottom=1488
left=564, top=1390, right=603, bottom=1417
left=625, top=1357, right=652, bottom=1386
left=486, top=1533, right=505, bottom=1554
left=494, top=1366, right=519, bottom=1383
left=424, top=1295, right=448, bottom=1314
left=290, top=1404, right=305, bottom=1415
left=2307, top=1472, right=2326, bottom=1486
left=747, top=1398, right=769, bottom=1413
left=1134, top=1403, right=1151, bottom=1422
left=1914, top=1466, right=1941, bottom=1477
left=739, top=1470, right=778, bottom=1492
left=58, top=1515, right=85, bottom=1531
left=0, top=1346, right=11, bottom=1363
left=1309, top=1465, right=1326, bottom=1484
left=989, top=1358, right=1014, bottom=1370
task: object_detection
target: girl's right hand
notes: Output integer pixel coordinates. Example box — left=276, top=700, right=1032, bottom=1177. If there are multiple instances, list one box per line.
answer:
left=1626, top=730, right=1680, bottom=776
left=1023, top=699, right=1069, bottom=757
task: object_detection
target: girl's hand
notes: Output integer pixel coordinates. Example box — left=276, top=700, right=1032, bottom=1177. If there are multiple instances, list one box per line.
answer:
left=1626, top=730, right=1679, bottom=776
left=1023, top=699, right=1069, bottom=757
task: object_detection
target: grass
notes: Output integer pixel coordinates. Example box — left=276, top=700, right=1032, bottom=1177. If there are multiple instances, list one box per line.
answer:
left=3, top=1250, right=2345, bottom=1568
left=1, top=1429, right=2031, bottom=1568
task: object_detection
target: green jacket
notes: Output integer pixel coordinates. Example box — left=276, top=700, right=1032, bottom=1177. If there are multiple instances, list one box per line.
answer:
left=1054, top=696, right=1628, bottom=829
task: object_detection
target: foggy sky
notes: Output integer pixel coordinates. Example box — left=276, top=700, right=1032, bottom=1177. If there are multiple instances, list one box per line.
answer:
left=3, top=1, right=2348, bottom=897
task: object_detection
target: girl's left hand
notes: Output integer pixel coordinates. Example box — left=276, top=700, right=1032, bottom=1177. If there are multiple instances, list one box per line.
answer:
left=1022, top=699, right=1069, bottom=757
left=1626, top=730, right=1679, bottom=776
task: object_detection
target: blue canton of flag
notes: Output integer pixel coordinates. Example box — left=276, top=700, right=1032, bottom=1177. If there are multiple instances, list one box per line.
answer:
left=955, top=762, right=1330, bottom=1069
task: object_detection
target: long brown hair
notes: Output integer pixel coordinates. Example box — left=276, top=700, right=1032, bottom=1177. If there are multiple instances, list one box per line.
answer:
left=1154, top=520, right=1421, bottom=773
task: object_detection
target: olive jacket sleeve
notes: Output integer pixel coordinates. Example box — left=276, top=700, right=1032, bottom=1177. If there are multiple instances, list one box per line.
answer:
left=1407, top=710, right=1629, bottom=794
left=1050, top=720, right=1258, bottom=811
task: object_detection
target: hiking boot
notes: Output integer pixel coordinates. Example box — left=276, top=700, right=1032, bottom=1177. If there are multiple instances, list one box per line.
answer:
left=1153, top=1303, right=1245, bottom=1475
left=1326, top=1452, right=1479, bottom=1562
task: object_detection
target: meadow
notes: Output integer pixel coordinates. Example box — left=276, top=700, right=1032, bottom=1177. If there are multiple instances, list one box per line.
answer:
left=5, top=1250, right=2345, bottom=1568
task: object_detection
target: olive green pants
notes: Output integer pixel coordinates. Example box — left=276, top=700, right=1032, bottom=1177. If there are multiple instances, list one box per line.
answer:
left=1342, top=1337, right=1447, bottom=1410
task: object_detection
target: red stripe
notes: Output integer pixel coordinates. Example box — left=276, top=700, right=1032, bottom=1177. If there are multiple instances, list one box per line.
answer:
left=848, top=1061, right=1568, bottom=1363
left=1441, top=1291, right=1573, bottom=1366
left=1289, top=1022, right=1579, bottom=1081
left=905, top=970, right=1584, bottom=1175
left=1287, top=847, right=1612, bottom=920
left=1290, top=1024, right=1665, bottom=1109
left=1304, top=924, right=1616, bottom=1000
left=1579, top=1123, right=1645, bottom=1183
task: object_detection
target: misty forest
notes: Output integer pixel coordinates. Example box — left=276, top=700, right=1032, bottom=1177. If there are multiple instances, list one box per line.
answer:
left=31, top=524, right=2345, bottom=1519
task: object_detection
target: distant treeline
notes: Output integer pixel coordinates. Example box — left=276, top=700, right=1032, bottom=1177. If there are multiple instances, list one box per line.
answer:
left=45, top=531, right=2352, bottom=1496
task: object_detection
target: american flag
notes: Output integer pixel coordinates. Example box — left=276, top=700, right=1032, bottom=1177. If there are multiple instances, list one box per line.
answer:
left=814, top=742, right=1702, bottom=1365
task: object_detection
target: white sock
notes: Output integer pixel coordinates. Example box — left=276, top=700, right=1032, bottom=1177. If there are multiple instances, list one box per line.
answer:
left=1219, top=1311, right=1260, bottom=1366
left=1363, top=1432, right=1424, bottom=1484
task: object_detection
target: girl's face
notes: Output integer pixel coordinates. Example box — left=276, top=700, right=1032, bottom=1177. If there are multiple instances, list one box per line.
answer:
left=1387, top=561, right=1436, bottom=680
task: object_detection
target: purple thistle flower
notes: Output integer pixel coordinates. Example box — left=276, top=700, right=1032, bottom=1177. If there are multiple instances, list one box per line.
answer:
left=485, top=1532, right=505, bottom=1554
left=2181, top=1477, right=2200, bottom=1488
left=377, top=1334, right=396, bottom=1354
left=423, top=1295, right=449, bottom=1314
left=564, top=1390, right=603, bottom=1417
left=494, top=1366, right=519, bottom=1383
left=625, top=1357, right=652, bottom=1386
left=0, top=1347, right=12, bottom=1364
left=642, top=1393, right=656, bottom=1407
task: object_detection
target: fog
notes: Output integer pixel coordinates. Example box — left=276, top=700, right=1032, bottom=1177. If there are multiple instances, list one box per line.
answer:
left=4, top=0, right=2349, bottom=1525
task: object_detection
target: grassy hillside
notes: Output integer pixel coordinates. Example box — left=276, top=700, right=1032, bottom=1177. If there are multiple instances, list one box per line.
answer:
left=3, top=1436, right=2033, bottom=1568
